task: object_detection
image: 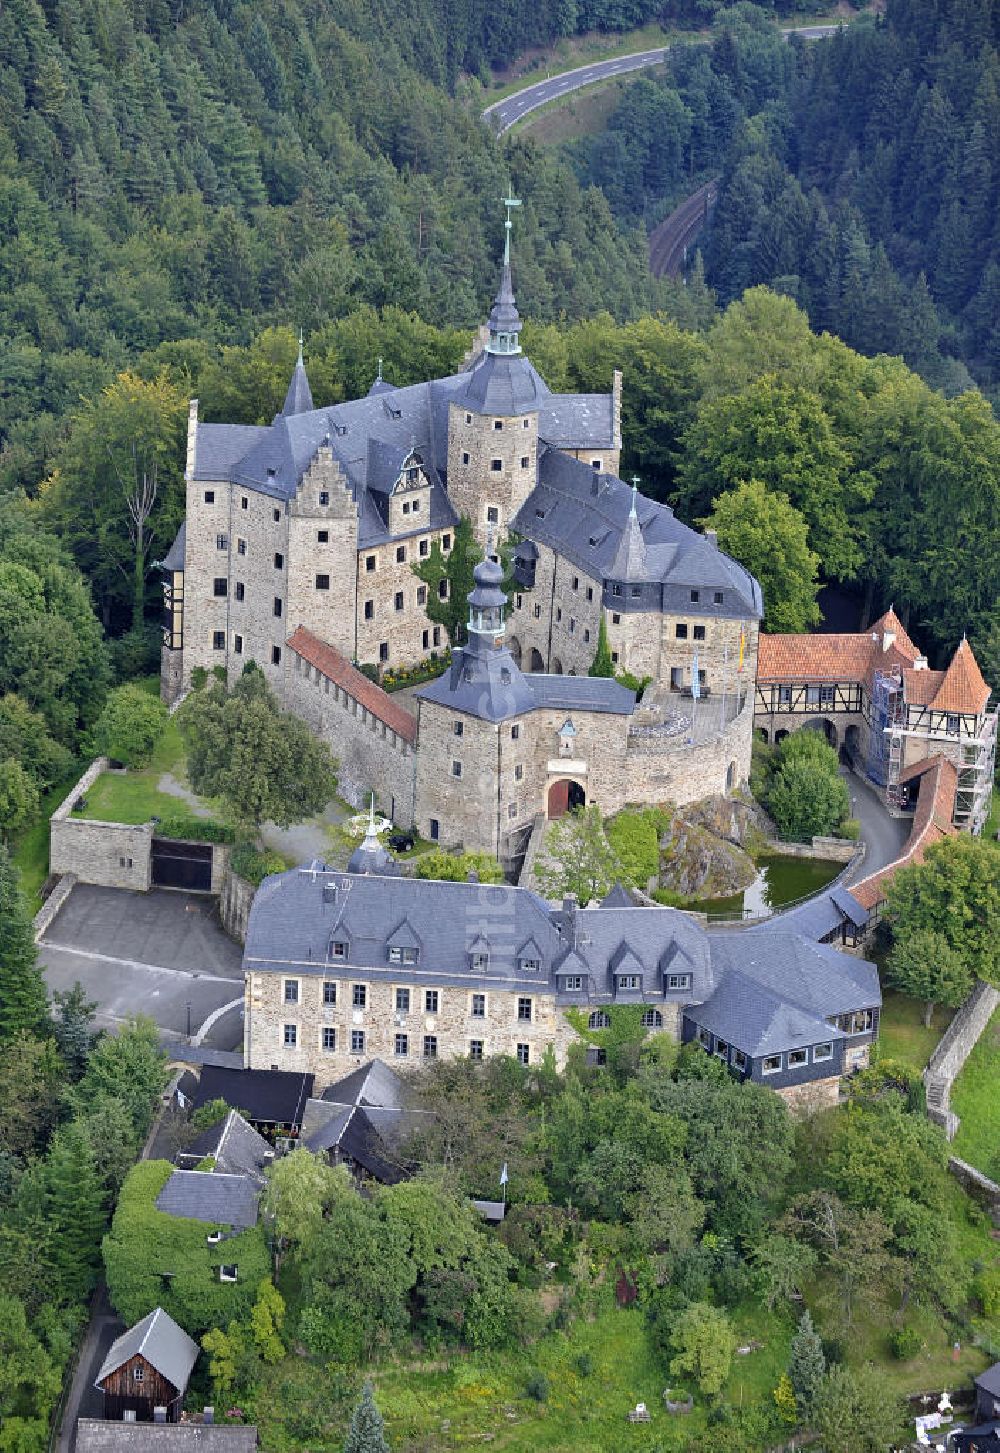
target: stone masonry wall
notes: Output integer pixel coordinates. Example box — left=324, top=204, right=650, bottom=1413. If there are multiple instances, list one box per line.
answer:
left=245, top=966, right=579, bottom=1087
left=50, top=759, right=153, bottom=890
left=620, top=693, right=755, bottom=806
left=924, top=979, right=1000, bottom=1138
left=413, top=699, right=504, bottom=851
left=446, top=402, right=538, bottom=548
left=354, top=529, right=452, bottom=669
left=286, top=448, right=358, bottom=661
left=219, top=866, right=256, bottom=945
left=283, top=651, right=416, bottom=823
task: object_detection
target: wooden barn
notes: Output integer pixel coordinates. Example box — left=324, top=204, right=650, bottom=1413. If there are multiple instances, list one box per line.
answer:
left=95, top=1308, right=199, bottom=1423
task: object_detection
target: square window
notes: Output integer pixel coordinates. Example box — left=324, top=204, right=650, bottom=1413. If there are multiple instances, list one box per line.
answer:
left=491, top=460, right=502, bottom=473
left=274, top=553, right=284, bottom=569
left=714, top=591, right=724, bottom=604
left=379, top=642, right=389, bottom=662
left=516, top=1043, right=529, bottom=1065
left=319, top=491, right=329, bottom=506
left=213, top=578, right=228, bottom=597
left=318, top=529, right=329, bottom=543
left=216, top=534, right=228, bottom=550
left=133, top=1367, right=144, bottom=1383
left=366, top=555, right=376, bottom=572
left=271, top=646, right=281, bottom=665
left=396, top=546, right=406, bottom=564
left=353, top=984, right=366, bottom=1008
left=493, top=419, right=503, bottom=430
left=675, top=623, right=688, bottom=639
left=517, top=997, right=532, bottom=1022
left=814, top=1042, right=833, bottom=1062
left=235, top=581, right=245, bottom=601
left=762, top=1054, right=782, bottom=1075
left=204, top=490, right=215, bottom=504
left=469, top=1039, right=483, bottom=1061
left=212, top=631, right=225, bottom=650
left=364, top=599, right=374, bottom=620
left=425, top=990, right=439, bottom=1013
left=219, top=1264, right=238, bottom=1283
left=283, top=1024, right=297, bottom=1047
left=237, top=538, right=246, bottom=556
left=453, top=720, right=464, bottom=737
left=234, top=634, right=243, bottom=655
left=330, top=941, right=346, bottom=959
left=316, top=574, right=330, bottom=590
left=429, top=818, right=439, bottom=841
left=284, top=979, right=298, bottom=1002
left=396, top=987, right=410, bottom=1013
left=241, top=495, right=248, bottom=510
left=452, top=760, right=462, bottom=778
left=563, top=975, right=582, bottom=991
left=591, top=458, right=601, bottom=470
left=351, top=1029, right=365, bottom=1054
left=462, top=452, right=470, bottom=465
left=395, top=1033, right=408, bottom=1057
left=323, top=981, right=337, bottom=1004
left=630, top=585, right=641, bottom=598
left=273, top=597, right=282, bottom=617
left=693, top=625, right=705, bottom=641
left=423, top=1035, right=438, bottom=1058
left=471, top=993, right=486, bottom=1018
left=322, top=1027, right=336, bottom=1051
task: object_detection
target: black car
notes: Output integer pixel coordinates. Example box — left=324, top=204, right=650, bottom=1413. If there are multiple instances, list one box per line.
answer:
left=388, top=831, right=415, bottom=852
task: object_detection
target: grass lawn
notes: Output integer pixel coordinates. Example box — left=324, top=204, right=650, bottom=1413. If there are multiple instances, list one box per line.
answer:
left=986, top=787, right=1000, bottom=840
left=77, top=709, right=199, bottom=825
left=11, top=770, right=84, bottom=914
left=951, top=1007, right=1000, bottom=1179
left=878, top=988, right=952, bottom=1073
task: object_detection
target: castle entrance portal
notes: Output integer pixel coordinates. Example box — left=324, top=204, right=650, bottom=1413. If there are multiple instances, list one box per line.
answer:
left=547, top=779, right=586, bottom=819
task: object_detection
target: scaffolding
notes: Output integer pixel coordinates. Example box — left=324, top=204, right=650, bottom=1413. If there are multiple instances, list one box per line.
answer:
left=955, top=707, right=998, bottom=836
left=866, top=670, right=904, bottom=792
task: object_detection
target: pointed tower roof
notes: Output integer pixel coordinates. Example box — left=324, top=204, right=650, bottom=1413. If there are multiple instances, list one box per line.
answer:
left=347, top=796, right=397, bottom=877
left=608, top=480, right=647, bottom=581
left=282, top=335, right=314, bottom=416
left=930, top=637, right=991, bottom=714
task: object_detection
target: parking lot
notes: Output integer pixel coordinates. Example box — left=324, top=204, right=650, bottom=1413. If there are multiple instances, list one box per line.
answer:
left=38, top=884, right=245, bottom=1045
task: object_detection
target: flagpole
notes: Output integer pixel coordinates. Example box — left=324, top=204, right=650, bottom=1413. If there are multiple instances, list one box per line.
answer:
left=720, top=641, right=728, bottom=731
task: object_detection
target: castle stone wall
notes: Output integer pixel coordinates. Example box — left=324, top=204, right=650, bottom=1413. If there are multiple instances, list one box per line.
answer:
left=446, top=401, right=538, bottom=547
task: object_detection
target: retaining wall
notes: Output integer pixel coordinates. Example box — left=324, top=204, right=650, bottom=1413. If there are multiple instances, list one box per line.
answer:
left=49, top=759, right=154, bottom=891
left=764, top=836, right=857, bottom=863
left=219, top=866, right=256, bottom=945
left=948, top=1157, right=1000, bottom=1225
left=924, top=979, right=1000, bottom=1139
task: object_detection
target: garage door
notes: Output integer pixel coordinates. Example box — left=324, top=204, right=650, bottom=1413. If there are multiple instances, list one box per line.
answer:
left=151, top=838, right=213, bottom=891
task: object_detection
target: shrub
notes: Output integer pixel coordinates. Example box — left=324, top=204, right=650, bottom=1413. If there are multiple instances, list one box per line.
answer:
left=889, top=1326, right=921, bottom=1360
left=190, top=667, right=208, bottom=691
left=605, top=806, right=670, bottom=888
left=155, top=814, right=235, bottom=843
left=834, top=817, right=861, bottom=840
left=414, top=849, right=504, bottom=883
left=108, top=625, right=162, bottom=683
left=90, top=684, right=167, bottom=768
left=525, top=1372, right=549, bottom=1402
left=230, top=841, right=286, bottom=886
left=576, top=1352, right=593, bottom=1377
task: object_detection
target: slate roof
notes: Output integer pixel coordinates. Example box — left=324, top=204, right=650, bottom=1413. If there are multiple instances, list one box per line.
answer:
left=322, top=1058, right=409, bottom=1109
left=514, top=449, right=761, bottom=616
left=192, top=1065, right=314, bottom=1128
left=707, top=933, right=880, bottom=1023
left=95, top=1308, right=199, bottom=1392
left=155, top=1170, right=261, bottom=1229
left=300, top=1102, right=426, bottom=1183
left=76, top=1423, right=258, bottom=1453
left=539, top=394, right=615, bottom=449
left=757, top=609, right=921, bottom=688
left=161, top=521, right=185, bottom=572
left=282, top=356, right=314, bottom=416
left=176, top=1110, right=273, bottom=1184
left=693, top=969, right=845, bottom=1057
left=976, top=1364, right=1000, bottom=1397
left=286, top=626, right=417, bottom=744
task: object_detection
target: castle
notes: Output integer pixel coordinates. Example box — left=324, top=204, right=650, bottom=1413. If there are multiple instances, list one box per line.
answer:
left=161, top=211, right=762, bottom=863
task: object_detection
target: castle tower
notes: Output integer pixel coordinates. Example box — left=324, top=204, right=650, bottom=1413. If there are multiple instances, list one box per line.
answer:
left=447, top=193, right=542, bottom=547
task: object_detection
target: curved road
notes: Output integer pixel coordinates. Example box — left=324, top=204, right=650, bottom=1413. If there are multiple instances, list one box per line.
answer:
left=482, top=24, right=842, bottom=136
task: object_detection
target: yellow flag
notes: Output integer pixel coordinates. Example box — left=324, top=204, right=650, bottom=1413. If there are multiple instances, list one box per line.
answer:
left=738, top=626, right=746, bottom=671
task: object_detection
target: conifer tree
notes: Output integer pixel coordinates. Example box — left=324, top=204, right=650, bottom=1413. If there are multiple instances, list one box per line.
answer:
left=44, top=1121, right=106, bottom=1303
left=588, top=615, right=614, bottom=677
left=343, top=1381, right=390, bottom=1453
left=789, top=1309, right=826, bottom=1417
left=0, top=844, right=48, bottom=1044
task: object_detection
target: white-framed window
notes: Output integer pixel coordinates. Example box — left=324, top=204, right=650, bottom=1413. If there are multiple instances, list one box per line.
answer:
left=395, top=1033, right=408, bottom=1057
left=469, top=1039, right=484, bottom=1061
left=425, top=990, right=439, bottom=1013
left=283, top=1024, right=297, bottom=1047
left=351, top=1029, right=365, bottom=1054
left=330, top=940, right=347, bottom=960
left=641, top=1009, right=663, bottom=1028
left=589, top=1010, right=610, bottom=1030
left=563, top=976, right=583, bottom=991
left=352, top=984, right=366, bottom=1007
left=471, top=993, right=486, bottom=1018
left=762, top=1054, right=782, bottom=1075
left=322, top=1027, right=336, bottom=1051
left=517, top=997, right=532, bottom=1022
left=618, top=975, right=640, bottom=991
left=667, top=973, right=691, bottom=991
left=323, top=981, right=337, bottom=1004
left=788, top=1048, right=809, bottom=1068
left=396, top=988, right=410, bottom=1013
left=520, top=957, right=540, bottom=973
left=284, top=979, right=299, bottom=1003
left=133, top=1367, right=144, bottom=1383
left=389, top=946, right=417, bottom=965
left=814, top=1042, right=833, bottom=1062
left=218, top=1264, right=238, bottom=1283
left=423, top=1035, right=438, bottom=1058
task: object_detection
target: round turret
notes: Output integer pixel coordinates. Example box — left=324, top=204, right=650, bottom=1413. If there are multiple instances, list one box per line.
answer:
left=467, top=554, right=506, bottom=640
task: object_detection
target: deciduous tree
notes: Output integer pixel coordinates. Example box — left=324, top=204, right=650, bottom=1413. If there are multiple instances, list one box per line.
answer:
left=701, top=478, right=821, bottom=633
left=534, top=806, right=623, bottom=905
left=90, top=684, right=167, bottom=768
left=669, top=1301, right=736, bottom=1396
left=887, top=927, right=973, bottom=1027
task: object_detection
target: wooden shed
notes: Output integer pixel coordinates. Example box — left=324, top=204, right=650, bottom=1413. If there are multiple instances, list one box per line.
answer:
left=95, top=1308, right=199, bottom=1423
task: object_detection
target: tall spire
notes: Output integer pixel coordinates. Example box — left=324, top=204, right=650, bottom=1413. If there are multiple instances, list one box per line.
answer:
left=630, top=476, right=640, bottom=520
left=486, top=189, right=523, bottom=356
left=282, top=334, right=314, bottom=416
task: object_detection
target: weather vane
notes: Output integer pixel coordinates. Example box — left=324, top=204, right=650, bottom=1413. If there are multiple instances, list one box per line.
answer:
left=502, top=187, right=521, bottom=265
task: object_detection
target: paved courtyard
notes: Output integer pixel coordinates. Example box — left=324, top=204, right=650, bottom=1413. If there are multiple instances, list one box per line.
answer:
left=38, top=884, right=245, bottom=1044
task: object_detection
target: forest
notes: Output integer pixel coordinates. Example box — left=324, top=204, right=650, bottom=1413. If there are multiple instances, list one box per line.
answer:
left=572, top=0, right=1000, bottom=398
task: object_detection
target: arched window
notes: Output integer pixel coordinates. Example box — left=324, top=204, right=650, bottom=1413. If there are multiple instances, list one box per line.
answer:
left=641, top=1009, right=663, bottom=1029
left=588, top=1010, right=610, bottom=1030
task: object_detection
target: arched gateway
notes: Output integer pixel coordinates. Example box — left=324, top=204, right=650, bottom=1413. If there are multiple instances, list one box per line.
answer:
left=547, top=779, right=586, bottom=819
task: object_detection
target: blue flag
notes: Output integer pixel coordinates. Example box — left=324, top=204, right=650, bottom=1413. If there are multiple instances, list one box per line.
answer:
left=691, top=651, right=700, bottom=701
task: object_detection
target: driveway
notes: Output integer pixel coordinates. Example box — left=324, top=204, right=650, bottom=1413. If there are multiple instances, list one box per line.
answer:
left=840, top=766, right=910, bottom=885
left=38, top=885, right=245, bottom=1042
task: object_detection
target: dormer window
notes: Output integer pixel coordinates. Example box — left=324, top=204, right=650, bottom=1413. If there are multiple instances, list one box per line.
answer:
left=330, top=940, right=347, bottom=960
left=388, top=946, right=417, bottom=965
left=617, top=974, right=640, bottom=991
left=471, top=952, right=489, bottom=971
left=666, top=973, right=691, bottom=991
left=520, top=958, right=540, bottom=973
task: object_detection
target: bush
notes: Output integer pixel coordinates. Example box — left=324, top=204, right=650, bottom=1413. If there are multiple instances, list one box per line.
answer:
left=525, top=1372, right=550, bottom=1402
left=889, top=1326, right=922, bottom=1360
left=155, top=814, right=235, bottom=843
left=605, top=806, right=670, bottom=889
left=190, top=667, right=208, bottom=691
left=230, top=841, right=286, bottom=886
left=576, top=1352, right=593, bottom=1378
left=90, top=684, right=167, bottom=768
left=413, top=849, right=504, bottom=883
left=834, top=817, right=861, bottom=840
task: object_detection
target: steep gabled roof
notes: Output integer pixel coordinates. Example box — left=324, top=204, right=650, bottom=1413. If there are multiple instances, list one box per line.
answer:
left=178, top=1110, right=273, bottom=1184
left=321, top=1058, right=409, bottom=1109
left=95, top=1308, right=199, bottom=1392
left=849, top=755, right=958, bottom=912
left=282, top=354, right=314, bottom=416
left=155, top=1170, right=260, bottom=1229
left=930, top=638, right=991, bottom=714
left=757, top=609, right=921, bottom=689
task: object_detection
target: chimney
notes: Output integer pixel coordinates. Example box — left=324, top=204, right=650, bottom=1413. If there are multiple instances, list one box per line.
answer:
left=705, top=529, right=718, bottom=549
left=914, top=655, right=928, bottom=671
left=153, top=1409, right=167, bottom=1424
left=611, top=369, right=623, bottom=450
left=203, top=1408, right=214, bottom=1425
left=185, top=398, right=198, bottom=482
left=467, top=870, right=479, bottom=884
left=882, top=626, right=896, bottom=652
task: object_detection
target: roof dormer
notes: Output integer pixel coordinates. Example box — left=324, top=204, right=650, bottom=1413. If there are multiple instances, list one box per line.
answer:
left=386, top=919, right=421, bottom=966
left=468, top=933, right=490, bottom=972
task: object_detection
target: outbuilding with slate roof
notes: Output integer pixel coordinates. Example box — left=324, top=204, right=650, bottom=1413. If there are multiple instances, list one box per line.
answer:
left=95, top=1308, right=198, bottom=1423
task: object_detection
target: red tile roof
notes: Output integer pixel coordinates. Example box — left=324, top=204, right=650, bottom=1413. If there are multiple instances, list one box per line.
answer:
left=849, top=755, right=958, bottom=912
left=901, top=669, right=945, bottom=706
left=757, top=609, right=921, bottom=693
left=929, top=638, right=991, bottom=715
left=286, top=626, right=418, bottom=745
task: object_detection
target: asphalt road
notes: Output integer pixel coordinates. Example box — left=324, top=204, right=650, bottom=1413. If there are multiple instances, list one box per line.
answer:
left=38, top=884, right=245, bottom=1044
left=840, top=766, right=910, bottom=886
left=482, top=24, right=841, bottom=135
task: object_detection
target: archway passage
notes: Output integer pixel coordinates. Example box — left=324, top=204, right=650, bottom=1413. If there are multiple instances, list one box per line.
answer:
left=507, top=634, right=522, bottom=668
left=550, top=656, right=564, bottom=675
left=547, top=779, right=586, bottom=819
left=528, top=647, right=544, bottom=672
left=803, top=717, right=838, bottom=749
